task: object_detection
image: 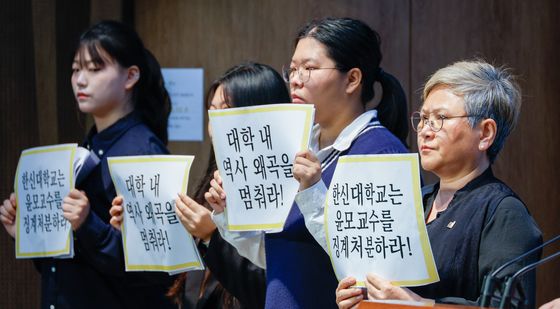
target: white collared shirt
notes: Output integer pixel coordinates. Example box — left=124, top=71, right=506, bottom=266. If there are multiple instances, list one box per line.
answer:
left=310, top=109, right=377, bottom=162
left=297, top=109, right=378, bottom=251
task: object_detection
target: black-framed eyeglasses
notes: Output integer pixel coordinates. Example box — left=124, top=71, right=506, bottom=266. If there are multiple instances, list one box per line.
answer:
left=411, top=111, right=477, bottom=132
left=282, top=65, right=338, bottom=83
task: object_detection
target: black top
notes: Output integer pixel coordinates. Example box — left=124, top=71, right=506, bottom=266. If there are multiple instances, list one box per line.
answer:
left=411, top=168, right=542, bottom=307
left=202, top=229, right=266, bottom=309
left=35, top=112, right=175, bottom=309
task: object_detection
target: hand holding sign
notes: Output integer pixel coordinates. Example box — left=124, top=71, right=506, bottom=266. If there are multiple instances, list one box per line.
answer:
left=0, top=193, right=17, bottom=237
left=335, top=277, right=363, bottom=309
left=61, top=189, right=90, bottom=230
left=293, top=150, right=322, bottom=191
left=175, top=193, right=215, bottom=242
left=109, top=195, right=124, bottom=230
left=364, top=273, right=422, bottom=301
left=204, top=170, right=226, bottom=214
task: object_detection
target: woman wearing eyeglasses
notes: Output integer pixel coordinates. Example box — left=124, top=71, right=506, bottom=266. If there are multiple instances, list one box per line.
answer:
left=207, top=17, right=409, bottom=308
left=335, top=60, right=542, bottom=308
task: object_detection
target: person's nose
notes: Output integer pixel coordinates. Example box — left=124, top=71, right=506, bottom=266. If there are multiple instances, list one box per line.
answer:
left=75, top=71, right=87, bottom=88
left=290, top=69, right=304, bottom=89
left=418, top=121, right=435, bottom=139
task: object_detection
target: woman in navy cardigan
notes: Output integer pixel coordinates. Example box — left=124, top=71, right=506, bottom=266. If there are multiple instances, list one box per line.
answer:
left=207, top=17, right=410, bottom=309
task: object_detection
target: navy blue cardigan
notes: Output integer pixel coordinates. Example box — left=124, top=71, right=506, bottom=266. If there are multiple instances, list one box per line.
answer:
left=264, top=119, right=408, bottom=308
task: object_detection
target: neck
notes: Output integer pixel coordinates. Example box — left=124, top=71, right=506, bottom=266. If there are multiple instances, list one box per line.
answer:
left=439, top=158, right=490, bottom=192
left=434, top=157, right=490, bottom=211
left=318, top=101, right=363, bottom=149
left=93, top=102, right=133, bottom=132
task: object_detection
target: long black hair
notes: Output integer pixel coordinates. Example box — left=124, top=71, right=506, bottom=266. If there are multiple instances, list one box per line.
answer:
left=75, top=20, right=171, bottom=144
left=168, top=62, right=288, bottom=308
left=207, top=62, right=291, bottom=108
left=202, top=62, right=289, bottom=207
left=295, top=17, right=408, bottom=145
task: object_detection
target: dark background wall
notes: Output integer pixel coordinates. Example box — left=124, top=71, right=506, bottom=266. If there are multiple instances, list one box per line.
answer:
left=1, top=0, right=558, bottom=307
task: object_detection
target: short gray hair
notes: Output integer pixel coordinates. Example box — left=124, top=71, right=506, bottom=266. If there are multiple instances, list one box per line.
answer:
left=423, top=60, right=521, bottom=162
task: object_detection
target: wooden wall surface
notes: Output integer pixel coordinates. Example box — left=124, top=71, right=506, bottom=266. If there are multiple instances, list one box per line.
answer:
left=0, top=1, right=116, bottom=308
left=0, top=1, right=41, bottom=307
left=409, top=1, right=560, bottom=303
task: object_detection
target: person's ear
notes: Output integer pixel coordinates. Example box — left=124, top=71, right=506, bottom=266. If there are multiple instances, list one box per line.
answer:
left=125, top=65, right=140, bottom=90
left=345, top=68, right=362, bottom=95
left=478, top=118, right=497, bottom=152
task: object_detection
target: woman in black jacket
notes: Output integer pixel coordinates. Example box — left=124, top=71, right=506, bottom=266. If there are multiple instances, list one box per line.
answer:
left=112, top=62, right=291, bottom=309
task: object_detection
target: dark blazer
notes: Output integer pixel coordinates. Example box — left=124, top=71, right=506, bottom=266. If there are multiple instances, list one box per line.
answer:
left=189, top=229, right=266, bottom=309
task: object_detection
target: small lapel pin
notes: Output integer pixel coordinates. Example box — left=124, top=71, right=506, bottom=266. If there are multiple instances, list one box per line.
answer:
left=447, top=221, right=456, bottom=229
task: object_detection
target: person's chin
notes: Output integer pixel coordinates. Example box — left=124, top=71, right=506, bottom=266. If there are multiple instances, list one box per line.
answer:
left=76, top=102, right=96, bottom=113
left=419, top=156, right=438, bottom=172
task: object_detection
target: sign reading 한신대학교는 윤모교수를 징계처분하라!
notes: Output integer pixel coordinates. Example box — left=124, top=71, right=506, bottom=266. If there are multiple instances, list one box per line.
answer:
left=14, top=143, right=91, bottom=259
left=325, top=153, right=439, bottom=287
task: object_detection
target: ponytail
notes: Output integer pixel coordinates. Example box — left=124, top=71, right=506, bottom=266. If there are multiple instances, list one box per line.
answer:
left=376, top=69, right=409, bottom=146
left=134, top=49, right=171, bottom=145
left=295, top=17, right=408, bottom=146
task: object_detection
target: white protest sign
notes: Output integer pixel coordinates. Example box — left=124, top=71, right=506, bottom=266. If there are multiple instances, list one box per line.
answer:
left=162, top=68, right=204, bottom=141
left=209, top=104, right=315, bottom=231
left=325, top=154, right=439, bottom=286
left=108, top=155, right=204, bottom=273
left=15, top=144, right=77, bottom=259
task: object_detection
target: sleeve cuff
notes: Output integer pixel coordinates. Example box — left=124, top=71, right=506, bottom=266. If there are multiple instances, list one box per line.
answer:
left=74, top=210, right=113, bottom=247
left=211, top=210, right=227, bottom=232
left=295, top=179, right=328, bottom=216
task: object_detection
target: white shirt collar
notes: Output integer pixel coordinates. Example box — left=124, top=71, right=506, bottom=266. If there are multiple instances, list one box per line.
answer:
left=310, top=109, right=377, bottom=161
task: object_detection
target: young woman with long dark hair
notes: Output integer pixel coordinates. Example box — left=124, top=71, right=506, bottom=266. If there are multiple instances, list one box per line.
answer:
left=1, top=20, right=175, bottom=308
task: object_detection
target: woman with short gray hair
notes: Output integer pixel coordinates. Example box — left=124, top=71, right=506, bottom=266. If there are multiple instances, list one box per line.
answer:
left=422, top=60, right=521, bottom=163
left=336, top=60, right=542, bottom=308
